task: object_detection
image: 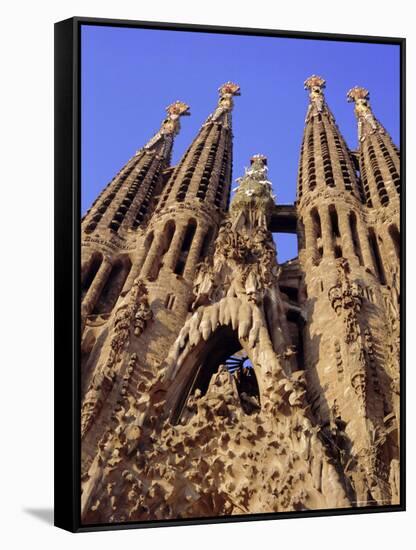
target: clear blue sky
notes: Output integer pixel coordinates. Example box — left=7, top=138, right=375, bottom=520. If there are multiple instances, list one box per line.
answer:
left=81, top=24, right=400, bottom=262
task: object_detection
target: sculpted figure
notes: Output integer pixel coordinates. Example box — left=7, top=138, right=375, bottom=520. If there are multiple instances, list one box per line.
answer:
left=134, top=299, right=152, bottom=336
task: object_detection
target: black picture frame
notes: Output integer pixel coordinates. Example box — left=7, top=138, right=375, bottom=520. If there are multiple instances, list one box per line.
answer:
left=54, top=16, right=406, bottom=533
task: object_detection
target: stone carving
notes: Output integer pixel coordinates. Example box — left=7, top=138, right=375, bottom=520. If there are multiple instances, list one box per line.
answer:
left=144, top=101, right=190, bottom=151
left=334, top=340, right=343, bottom=378
left=208, top=81, right=241, bottom=126
left=80, top=78, right=401, bottom=524
left=347, top=86, right=385, bottom=141
left=133, top=296, right=152, bottom=336
left=191, top=156, right=280, bottom=311
left=326, top=258, right=394, bottom=503
left=82, top=359, right=351, bottom=524
left=304, top=75, right=332, bottom=123
left=81, top=278, right=151, bottom=439
left=328, top=258, right=364, bottom=344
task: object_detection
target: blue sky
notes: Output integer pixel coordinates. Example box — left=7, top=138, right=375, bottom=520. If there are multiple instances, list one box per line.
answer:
left=81, top=25, right=400, bottom=262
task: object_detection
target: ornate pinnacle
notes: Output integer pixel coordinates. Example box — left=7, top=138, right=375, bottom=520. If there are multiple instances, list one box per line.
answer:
left=218, top=81, right=241, bottom=98
left=304, top=75, right=326, bottom=91
left=347, top=86, right=370, bottom=103
left=346, top=86, right=382, bottom=141
left=209, top=82, right=240, bottom=125
left=250, top=154, right=267, bottom=165
left=165, top=100, right=190, bottom=119
left=304, top=75, right=327, bottom=122
left=161, top=100, right=190, bottom=136
left=142, top=101, right=190, bottom=152
left=229, top=154, right=276, bottom=237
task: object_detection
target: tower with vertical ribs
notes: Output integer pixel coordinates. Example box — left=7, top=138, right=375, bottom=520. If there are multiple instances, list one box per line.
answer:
left=79, top=77, right=401, bottom=525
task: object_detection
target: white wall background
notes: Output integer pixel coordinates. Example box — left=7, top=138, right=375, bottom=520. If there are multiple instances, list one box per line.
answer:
left=0, top=1, right=413, bottom=547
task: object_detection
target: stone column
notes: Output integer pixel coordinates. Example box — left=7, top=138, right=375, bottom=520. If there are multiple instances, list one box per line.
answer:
left=164, top=223, right=187, bottom=272
left=303, top=213, right=317, bottom=262
left=319, top=205, right=334, bottom=259
left=140, top=230, right=164, bottom=279
left=81, top=254, right=94, bottom=287
left=122, top=237, right=149, bottom=293
left=81, top=257, right=113, bottom=321
left=183, top=226, right=207, bottom=280
left=338, top=209, right=357, bottom=265
left=122, top=263, right=141, bottom=296
left=377, top=225, right=398, bottom=287
left=356, top=218, right=376, bottom=274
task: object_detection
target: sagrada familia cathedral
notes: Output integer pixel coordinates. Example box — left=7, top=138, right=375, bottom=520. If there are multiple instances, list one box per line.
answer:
left=79, top=77, right=400, bottom=524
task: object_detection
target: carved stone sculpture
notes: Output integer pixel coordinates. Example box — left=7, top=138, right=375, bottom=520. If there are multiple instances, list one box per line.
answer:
left=80, top=78, right=400, bottom=524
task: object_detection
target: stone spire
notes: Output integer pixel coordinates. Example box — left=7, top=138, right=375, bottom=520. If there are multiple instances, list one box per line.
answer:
left=297, top=75, right=363, bottom=203
left=206, top=81, right=241, bottom=128
left=142, top=100, right=191, bottom=156
left=155, top=82, right=240, bottom=213
left=304, top=75, right=331, bottom=123
left=347, top=86, right=400, bottom=207
left=82, top=101, right=190, bottom=235
left=347, top=86, right=388, bottom=142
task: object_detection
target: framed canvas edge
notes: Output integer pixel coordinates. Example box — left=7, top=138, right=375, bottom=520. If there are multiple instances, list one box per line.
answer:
left=54, top=16, right=406, bottom=534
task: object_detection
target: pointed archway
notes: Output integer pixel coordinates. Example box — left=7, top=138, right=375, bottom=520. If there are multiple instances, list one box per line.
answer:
left=168, top=324, right=260, bottom=423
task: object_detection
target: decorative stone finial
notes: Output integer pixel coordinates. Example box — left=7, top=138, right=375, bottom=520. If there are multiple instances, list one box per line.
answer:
left=143, top=100, right=190, bottom=151
left=304, top=75, right=326, bottom=91
left=304, top=75, right=327, bottom=122
left=347, top=86, right=383, bottom=141
left=209, top=82, right=241, bottom=126
left=347, top=86, right=369, bottom=103
left=165, top=100, right=190, bottom=120
left=218, top=82, right=241, bottom=98
left=230, top=154, right=275, bottom=229
left=250, top=154, right=267, bottom=165
left=161, top=101, right=190, bottom=135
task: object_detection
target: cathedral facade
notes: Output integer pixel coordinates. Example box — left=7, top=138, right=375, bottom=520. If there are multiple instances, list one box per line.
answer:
left=79, top=77, right=401, bottom=524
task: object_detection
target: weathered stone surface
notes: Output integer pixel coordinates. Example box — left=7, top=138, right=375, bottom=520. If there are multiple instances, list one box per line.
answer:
left=80, top=78, right=400, bottom=524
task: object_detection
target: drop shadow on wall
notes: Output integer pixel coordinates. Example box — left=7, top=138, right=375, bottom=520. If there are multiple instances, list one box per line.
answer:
left=23, top=508, right=54, bottom=525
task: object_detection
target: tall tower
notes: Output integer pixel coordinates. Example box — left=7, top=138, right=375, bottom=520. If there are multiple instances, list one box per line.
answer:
left=347, top=85, right=400, bottom=285
left=133, top=82, right=241, bottom=296
left=347, top=86, right=401, bottom=473
left=296, top=76, right=398, bottom=506
left=80, top=101, right=190, bottom=326
left=80, top=83, right=240, bottom=484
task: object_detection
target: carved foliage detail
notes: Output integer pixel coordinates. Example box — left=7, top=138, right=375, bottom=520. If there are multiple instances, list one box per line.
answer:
left=328, top=259, right=364, bottom=344
left=81, top=279, right=151, bottom=439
